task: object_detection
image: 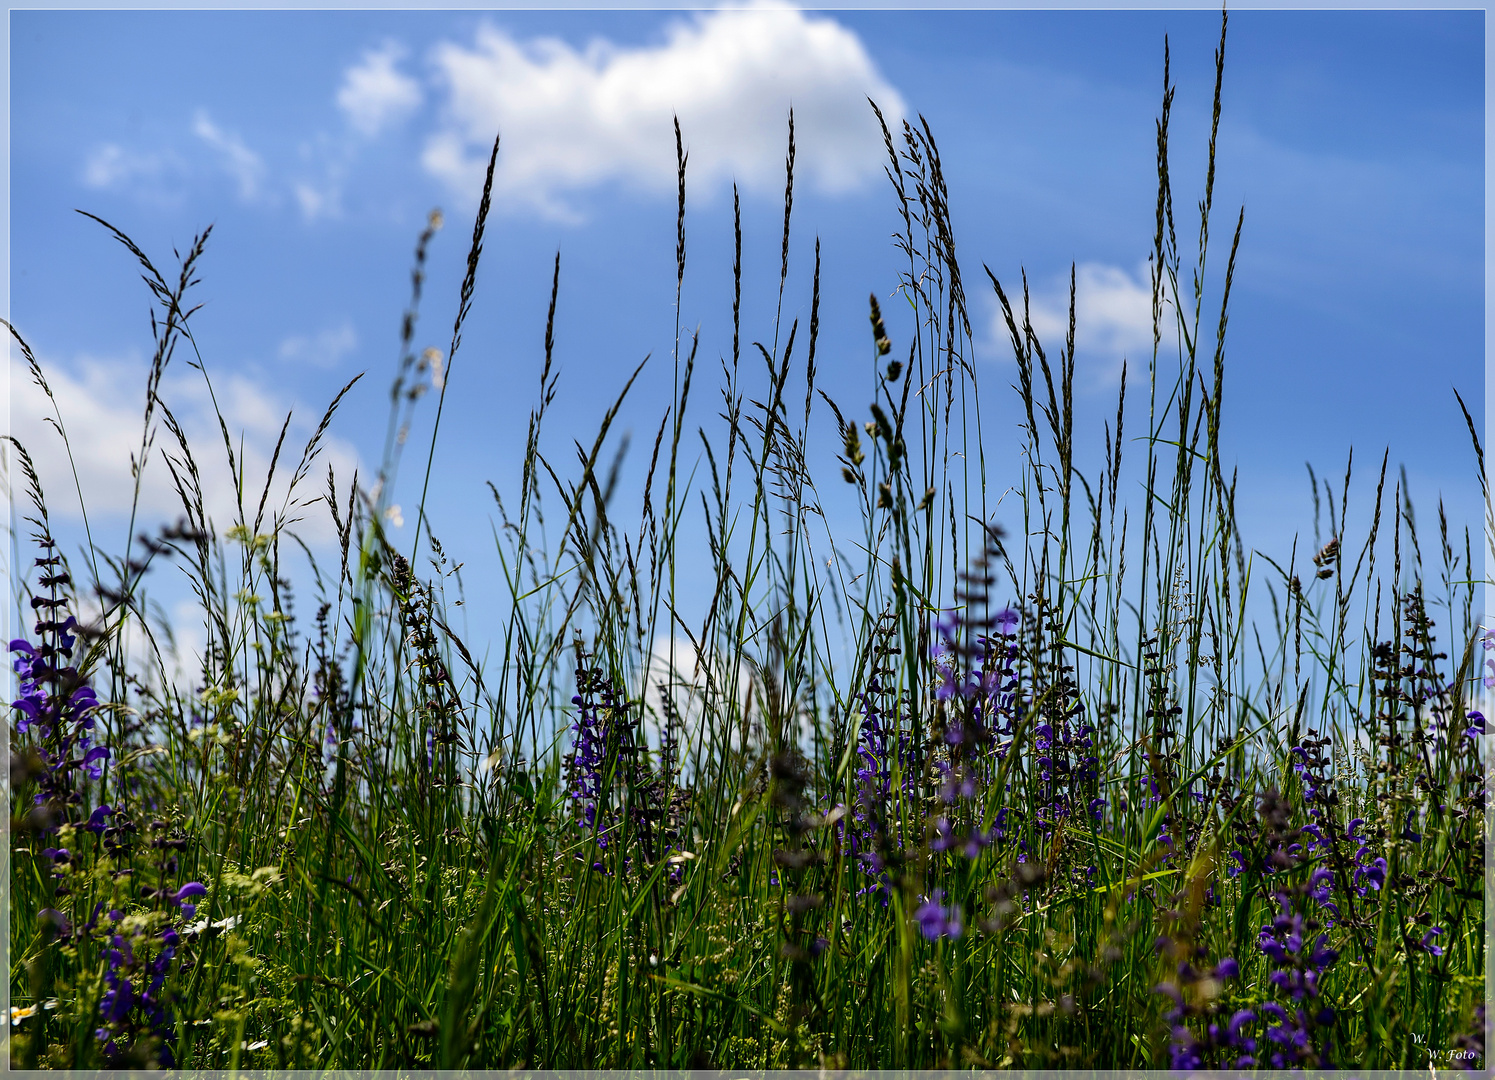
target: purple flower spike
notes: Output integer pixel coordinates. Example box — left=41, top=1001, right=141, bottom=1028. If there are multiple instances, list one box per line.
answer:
left=1214, top=957, right=1240, bottom=980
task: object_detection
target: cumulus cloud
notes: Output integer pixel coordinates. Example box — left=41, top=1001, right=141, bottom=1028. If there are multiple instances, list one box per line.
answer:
left=278, top=321, right=358, bottom=369
left=192, top=109, right=266, bottom=201
left=9, top=349, right=360, bottom=547
left=9, top=349, right=360, bottom=682
left=422, top=1, right=906, bottom=219
left=337, top=41, right=424, bottom=137
left=639, top=635, right=755, bottom=757
left=989, top=261, right=1166, bottom=383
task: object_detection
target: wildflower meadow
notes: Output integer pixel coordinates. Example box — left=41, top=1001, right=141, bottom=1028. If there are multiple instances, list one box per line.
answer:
left=5, top=12, right=1489, bottom=1072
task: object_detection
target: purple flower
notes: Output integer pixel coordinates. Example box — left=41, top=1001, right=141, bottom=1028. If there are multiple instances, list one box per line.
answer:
left=81, top=746, right=110, bottom=779
left=1466, top=710, right=1489, bottom=740
left=1353, top=854, right=1387, bottom=896
left=85, top=804, right=115, bottom=833
left=1419, top=926, right=1445, bottom=957
left=170, top=881, right=206, bottom=917
left=1228, top=1009, right=1257, bottom=1040
left=913, top=892, right=963, bottom=941
left=36, top=908, right=72, bottom=937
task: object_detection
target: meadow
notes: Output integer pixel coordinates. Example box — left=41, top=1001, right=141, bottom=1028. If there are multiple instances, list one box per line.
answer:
left=5, top=16, right=1489, bottom=1070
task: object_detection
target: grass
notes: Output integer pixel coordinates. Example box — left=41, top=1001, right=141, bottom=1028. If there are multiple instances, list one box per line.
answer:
left=5, top=14, right=1488, bottom=1070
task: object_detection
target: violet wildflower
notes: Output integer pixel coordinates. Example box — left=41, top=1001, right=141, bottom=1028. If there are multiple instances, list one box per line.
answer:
left=565, top=653, right=632, bottom=857
left=1352, top=848, right=1387, bottom=897
left=169, top=881, right=207, bottom=919
left=845, top=674, right=913, bottom=901
left=1154, top=951, right=1254, bottom=1068
left=1252, top=888, right=1339, bottom=1067
left=1418, top=926, right=1444, bottom=957
left=914, top=891, right=963, bottom=941
left=1465, top=710, right=1489, bottom=740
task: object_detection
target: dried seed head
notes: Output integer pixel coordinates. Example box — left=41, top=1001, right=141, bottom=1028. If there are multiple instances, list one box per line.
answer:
left=869, top=292, right=892, bottom=355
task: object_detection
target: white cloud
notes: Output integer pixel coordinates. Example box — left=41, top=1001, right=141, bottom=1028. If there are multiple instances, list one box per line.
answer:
left=294, top=181, right=336, bottom=221
left=422, top=1, right=906, bottom=219
left=337, top=41, right=423, bottom=137
left=82, top=143, right=162, bottom=189
left=1027, top=262, right=1157, bottom=358
left=9, top=349, right=360, bottom=547
left=278, top=321, right=358, bottom=369
left=640, top=634, right=756, bottom=762
left=988, top=260, right=1168, bottom=384
left=192, top=109, right=266, bottom=201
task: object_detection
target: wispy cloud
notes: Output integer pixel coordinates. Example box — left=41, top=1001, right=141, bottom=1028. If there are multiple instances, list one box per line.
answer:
left=337, top=41, right=423, bottom=137
left=82, top=143, right=163, bottom=189
left=421, top=1, right=906, bottom=219
left=293, top=182, right=337, bottom=221
left=278, top=321, right=358, bottom=369
left=10, top=350, right=359, bottom=545
left=192, top=109, right=266, bottom=201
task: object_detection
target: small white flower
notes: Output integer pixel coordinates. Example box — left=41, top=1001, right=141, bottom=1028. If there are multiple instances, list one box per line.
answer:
left=185, top=914, right=241, bottom=936
left=385, top=505, right=404, bottom=528
left=8, top=1005, right=36, bottom=1025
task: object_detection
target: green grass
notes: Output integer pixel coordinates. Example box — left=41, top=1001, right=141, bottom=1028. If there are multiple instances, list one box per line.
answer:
left=6, top=15, right=1488, bottom=1070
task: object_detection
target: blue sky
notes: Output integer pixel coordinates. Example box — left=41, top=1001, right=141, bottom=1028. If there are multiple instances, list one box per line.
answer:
left=6, top=6, right=1486, bottom=668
